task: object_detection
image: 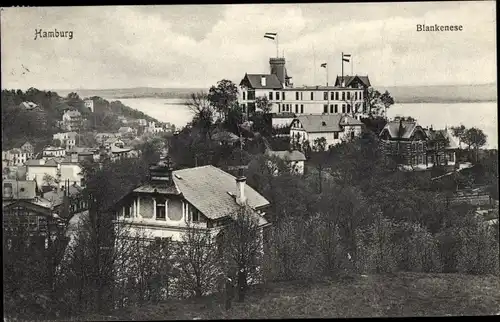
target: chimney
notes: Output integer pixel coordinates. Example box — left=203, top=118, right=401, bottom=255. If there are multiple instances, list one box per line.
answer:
left=261, top=76, right=266, bottom=87
left=235, top=167, right=247, bottom=206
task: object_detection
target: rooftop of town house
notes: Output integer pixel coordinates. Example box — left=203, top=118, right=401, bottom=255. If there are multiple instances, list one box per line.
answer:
left=293, top=114, right=363, bottom=133
left=43, top=145, right=66, bottom=151
left=266, top=149, right=307, bottom=162
left=43, top=185, right=82, bottom=207
left=110, top=145, right=132, bottom=153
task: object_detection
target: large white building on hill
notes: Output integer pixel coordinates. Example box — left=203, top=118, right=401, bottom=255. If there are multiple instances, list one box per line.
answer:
left=238, top=57, right=372, bottom=128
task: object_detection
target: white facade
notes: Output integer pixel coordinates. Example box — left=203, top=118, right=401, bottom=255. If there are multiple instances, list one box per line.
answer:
left=59, top=163, right=83, bottom=187
left=53, top=132, right=77, bottom=151
left=115, top=195, right=214, bottom=242
left=239, top=87, right=365, bottom=116
left=43, top=146, right=66, bottom=158
left=26, top=165, right=59, bottom=188
left=290, top=123, right=363, bottom=149
left=7, top=150, right=34, bottom=166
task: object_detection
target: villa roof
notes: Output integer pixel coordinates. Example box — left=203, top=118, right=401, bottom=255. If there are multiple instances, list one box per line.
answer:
left=240, top=73, right=283, bottom=89
left=294, top=114, right=363, bottom=133
left=20, top=101, right=39, bottom=109
left=334, top=75, right=371, bottom=87
left=64, top=110, right=81, bottom=117
left=172, top=165, right=270, bottom=220
left=111, top=145, right=132, bottom=153
left=43, top=186, right=82, bottom=207
left=25, top=159, right=45, bottom=166
left=380, top=121, right=421, bottom=139
left=424, top=128, right=459, bottom=149
left=266, top=150, right=307, bottom=162
left=212, top=130, right=240, bottom=143
left=44, top=146, right=65, bottom=151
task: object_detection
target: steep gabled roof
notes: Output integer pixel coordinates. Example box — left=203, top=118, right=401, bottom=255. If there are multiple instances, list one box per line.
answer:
left=424, top=128, right=459, bottom=149
left=172, top=165, right=270, bottom=220
left=380, top=121, right=424, bottom=140
left=294, top=114, right=363, bottom=133
left=240, top=73, right=283, bottom=89
left=334, top=75, right=371, bottom=87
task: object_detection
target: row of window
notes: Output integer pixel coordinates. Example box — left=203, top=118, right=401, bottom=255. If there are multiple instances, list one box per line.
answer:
left=322, top=104, right=367, bottom=114
left=243, top=90, right=363, bottom=102
left=323, top=91, right=362, bottom=101
left=123, top=198, right=201, bottom=222
left=279, top=103, right=304, bottom=113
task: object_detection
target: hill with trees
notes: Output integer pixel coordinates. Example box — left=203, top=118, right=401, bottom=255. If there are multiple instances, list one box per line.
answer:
left=1, top=88, right=161, bottom=152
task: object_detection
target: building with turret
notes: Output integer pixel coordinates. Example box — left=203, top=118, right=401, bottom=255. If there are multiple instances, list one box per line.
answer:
left=238, top=57, right=371, bottom=128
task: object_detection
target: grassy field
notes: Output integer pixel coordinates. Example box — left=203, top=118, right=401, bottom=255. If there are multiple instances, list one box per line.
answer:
left=73, top=272, right=500, bottom=320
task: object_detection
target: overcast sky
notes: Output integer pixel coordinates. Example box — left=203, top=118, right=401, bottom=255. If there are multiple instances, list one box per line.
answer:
left=1, top=2, right=496, bottom=90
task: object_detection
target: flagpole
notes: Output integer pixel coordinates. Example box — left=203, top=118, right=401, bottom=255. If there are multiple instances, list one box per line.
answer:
left=341, top=52, right=344, bottom=87
left=351, top=55, right=353, bottom=76
left=327, top=64, right=330, bottom=113
left=313, top=44, right=316, bottom=85
left=326, top=64, right=329, bottom=87
left=276, top=34, right=279, bottom=58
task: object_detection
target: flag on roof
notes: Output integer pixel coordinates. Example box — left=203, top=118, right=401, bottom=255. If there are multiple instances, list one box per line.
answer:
left=320, top=63, right=327, bottom=68
left=342, top=53, right=351, bottom=62
left=264, top=32, right=277, bottom=40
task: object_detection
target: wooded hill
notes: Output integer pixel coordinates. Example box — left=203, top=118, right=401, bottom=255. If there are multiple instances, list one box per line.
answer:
left=1, top=88, right=161, bottom=152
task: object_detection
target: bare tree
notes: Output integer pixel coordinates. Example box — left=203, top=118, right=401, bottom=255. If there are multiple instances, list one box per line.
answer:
left=343, top=95, right=363, bottom=119
left=219, top=205, right=262, bottom=303
left=174, top=222, right=222, bottom=298
left=186, top=92, right=216, bottom=139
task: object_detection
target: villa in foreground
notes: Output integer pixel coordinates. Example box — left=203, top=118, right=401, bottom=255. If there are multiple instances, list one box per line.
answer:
left=112, top=157, right=271, bottom=242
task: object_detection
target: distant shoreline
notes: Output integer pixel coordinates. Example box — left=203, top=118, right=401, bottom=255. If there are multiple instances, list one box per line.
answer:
left=107, top=95, right=496, bottom=104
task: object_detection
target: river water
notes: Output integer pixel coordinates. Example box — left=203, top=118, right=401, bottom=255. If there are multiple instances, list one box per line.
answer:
left=108, top=98, right=497, bottom=149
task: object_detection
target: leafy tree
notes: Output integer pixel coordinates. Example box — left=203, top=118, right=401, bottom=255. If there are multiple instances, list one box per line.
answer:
left=366, top=88, right=382, bottom=116
left=463, top=127, right=487, bottom=163
left=380, top=90, right=395, bottom=117
left=43, top=173, right=58, bottom=187
left=450, top=124, right=466, bottom=148
left=208, top=79, right=238, bottom=121
left=52, top=139, right=62, bottom=148
left=360, top=116, right=387, bottom=136
left=311, top=137, right=329, bottom=193
left=255, top=96, right=272, bottom=114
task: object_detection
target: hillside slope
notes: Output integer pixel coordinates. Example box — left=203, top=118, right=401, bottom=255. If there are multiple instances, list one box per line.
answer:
left=77, top=273, right=500, bottom=320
